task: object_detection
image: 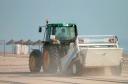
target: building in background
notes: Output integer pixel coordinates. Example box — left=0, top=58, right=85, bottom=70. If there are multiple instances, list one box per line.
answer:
left=14, top=44, right=29, bottom=55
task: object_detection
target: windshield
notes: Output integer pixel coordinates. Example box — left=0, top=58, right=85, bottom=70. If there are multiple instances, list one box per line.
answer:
left=46, top=26, right=76, bottom=41
left=55, top=27, right=75, bottom=40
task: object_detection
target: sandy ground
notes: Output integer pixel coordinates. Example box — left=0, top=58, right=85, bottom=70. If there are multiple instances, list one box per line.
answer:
left=0, top=55, right=128, bottom=84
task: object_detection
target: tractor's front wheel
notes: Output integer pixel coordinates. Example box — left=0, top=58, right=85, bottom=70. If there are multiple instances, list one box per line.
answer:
left=69, top=60, right=83, bottom=75
left=29, top=50, right=41, bottom=72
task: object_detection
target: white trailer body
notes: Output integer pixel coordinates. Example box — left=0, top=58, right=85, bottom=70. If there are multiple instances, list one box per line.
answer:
left=77, top=35, right=123, bottom=67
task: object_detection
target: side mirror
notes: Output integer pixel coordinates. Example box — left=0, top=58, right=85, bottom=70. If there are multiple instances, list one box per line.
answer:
left=50, top=35, right=55, bottom=40
left=39, top=26, right=42, bottom=32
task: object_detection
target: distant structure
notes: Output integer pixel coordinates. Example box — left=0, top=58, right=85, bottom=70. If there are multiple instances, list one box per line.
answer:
left=14, top=44, right=29, bottom=55
left=6, top=39, right=42, bottom=55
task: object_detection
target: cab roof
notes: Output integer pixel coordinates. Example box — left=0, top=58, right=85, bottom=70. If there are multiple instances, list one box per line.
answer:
left=47, top=23, right=76, bottom=27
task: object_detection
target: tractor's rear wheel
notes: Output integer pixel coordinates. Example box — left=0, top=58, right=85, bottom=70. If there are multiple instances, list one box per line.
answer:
left=42, top=49, right=57, bottom=73
left=29, top=50, right=41, bottom=72
left=42, top=49, right=49, bottom=72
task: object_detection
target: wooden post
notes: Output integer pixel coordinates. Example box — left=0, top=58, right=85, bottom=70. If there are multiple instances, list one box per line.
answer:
left=3, top=40, right=5, bottom=56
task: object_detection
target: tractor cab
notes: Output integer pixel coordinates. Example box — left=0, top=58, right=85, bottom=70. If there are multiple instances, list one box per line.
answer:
left=40, top=23, right=78, bottom=44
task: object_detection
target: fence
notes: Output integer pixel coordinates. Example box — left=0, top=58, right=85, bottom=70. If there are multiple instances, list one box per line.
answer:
left=0, top=40, right=42, bottom=56
left=0, top=40, right=6, bottom=56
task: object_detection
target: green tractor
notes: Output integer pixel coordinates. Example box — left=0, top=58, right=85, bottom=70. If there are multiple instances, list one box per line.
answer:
left=29, top=21, right=80, bottom=74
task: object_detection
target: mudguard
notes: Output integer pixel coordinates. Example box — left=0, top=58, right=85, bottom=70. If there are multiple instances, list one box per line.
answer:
left=31, top=49, right=41, bottom=57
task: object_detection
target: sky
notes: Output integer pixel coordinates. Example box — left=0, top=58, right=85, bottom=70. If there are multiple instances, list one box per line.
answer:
left=0, top=0, right=128, bottom=51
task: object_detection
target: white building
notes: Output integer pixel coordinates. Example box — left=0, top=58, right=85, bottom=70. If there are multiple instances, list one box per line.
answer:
left=15, top=44, right=29, bottom=55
